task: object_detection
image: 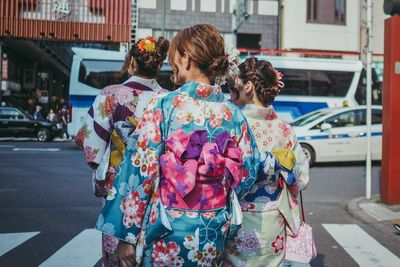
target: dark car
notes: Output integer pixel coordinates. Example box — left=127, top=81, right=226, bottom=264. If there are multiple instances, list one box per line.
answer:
left=0, top=107, right=61, bottom=141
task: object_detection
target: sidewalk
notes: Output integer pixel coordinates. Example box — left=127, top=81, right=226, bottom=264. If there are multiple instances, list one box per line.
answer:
left=347, top=194, right=400, bottom=228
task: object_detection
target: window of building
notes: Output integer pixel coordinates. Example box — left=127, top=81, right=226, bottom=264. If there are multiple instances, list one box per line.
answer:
left=200, top=0, right=217, bottom=12
left=307, top=0, right=346, bottom=25
left=171, top=0, right=187, bottom=11
left=138, top=0, right=156, bottom=9
left=258, top=0, right=279, bottom=16
left=237, top=33, right=261, bottom=49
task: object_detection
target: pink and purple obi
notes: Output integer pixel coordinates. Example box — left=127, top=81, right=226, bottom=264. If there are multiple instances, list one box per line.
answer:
left=160, top=129, right=243, bottom=210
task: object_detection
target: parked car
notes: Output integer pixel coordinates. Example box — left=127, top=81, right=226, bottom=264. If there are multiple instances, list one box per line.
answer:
left=0, top=107, right=62, bottom=141
left=291, top=106, right=382, bottom=165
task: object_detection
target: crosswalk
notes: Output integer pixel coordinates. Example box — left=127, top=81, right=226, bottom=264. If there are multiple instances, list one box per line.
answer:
left=1, top=224, right=399, bottom=267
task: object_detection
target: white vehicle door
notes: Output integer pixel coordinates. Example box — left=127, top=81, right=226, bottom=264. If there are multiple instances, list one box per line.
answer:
left=371, top=108, right=382, bottom=160
left=315, top=110, right=367, bottom=162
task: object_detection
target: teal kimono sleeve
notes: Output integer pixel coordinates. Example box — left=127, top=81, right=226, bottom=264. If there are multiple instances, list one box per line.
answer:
left=234, top=116, right=261, bottom=200
left=95, top=95, right=167, bottom=247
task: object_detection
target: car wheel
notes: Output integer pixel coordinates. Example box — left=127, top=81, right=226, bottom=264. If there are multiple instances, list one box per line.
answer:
left=37, top=128, right=50, bottom=142
left=301, top=143, right=315, bottom=166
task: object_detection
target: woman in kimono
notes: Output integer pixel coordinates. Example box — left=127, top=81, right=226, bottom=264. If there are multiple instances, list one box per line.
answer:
left=95, top=24, right=273, bottom=267
left=76, top=36, right=169, bottom=266
left=225, top=58, right=310, bottom=266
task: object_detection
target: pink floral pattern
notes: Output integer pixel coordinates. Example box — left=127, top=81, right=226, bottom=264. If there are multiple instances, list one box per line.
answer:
left=152, top=240, right=184, bottom=267
left=171, top=94, right=233, bottom=128
left=120, top=191, right=146, bottom=228
left=196, top=84, right=213, bottom=98
left=84, top=146, right=98, bottom=162
left=279, top=121, right=292, bottom=138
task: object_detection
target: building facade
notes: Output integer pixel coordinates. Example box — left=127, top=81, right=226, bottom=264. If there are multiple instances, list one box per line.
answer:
left=0, top=0, right=131, bottom=112
left=136, top=0, right=280, bottom=49
left=280, top=0, right=360, bottom=54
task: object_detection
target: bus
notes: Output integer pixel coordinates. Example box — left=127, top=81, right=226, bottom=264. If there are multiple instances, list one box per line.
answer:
left=67, top=47, right=173, bottom=137
left=252, top=56, right=382, bottom=122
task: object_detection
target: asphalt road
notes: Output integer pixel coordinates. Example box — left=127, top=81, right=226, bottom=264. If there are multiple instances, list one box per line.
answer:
left=0, top=141, right=399, bottom=267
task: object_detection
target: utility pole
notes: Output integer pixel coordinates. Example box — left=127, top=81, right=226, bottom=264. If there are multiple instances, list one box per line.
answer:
left=365, top=0, right=373, bottom=200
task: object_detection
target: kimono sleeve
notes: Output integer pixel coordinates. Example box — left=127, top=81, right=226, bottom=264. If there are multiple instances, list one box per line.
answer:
left=289, top=132, right=310, bottom=195
left=75, top=90, right=114, bottom=168
left=234, top=117, right=261, bottom=200
left=96, top=95, right=166, bottom=246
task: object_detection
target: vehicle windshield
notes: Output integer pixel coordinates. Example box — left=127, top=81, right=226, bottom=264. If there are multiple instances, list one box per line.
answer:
left=21, top=110, right=34, bottom=120
left=79, top=60, right=128, bottom=89
left=291, top=110, right=332, bottom=127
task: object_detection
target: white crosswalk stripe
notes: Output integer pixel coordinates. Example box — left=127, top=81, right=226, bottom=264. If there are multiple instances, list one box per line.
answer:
left=39, top=229, right=102, bottom=267
left=2, top=224, right=400, bottom=266
left=0, top=231, right=40, bottom=257
left=323, top=224, right=400, bottom=267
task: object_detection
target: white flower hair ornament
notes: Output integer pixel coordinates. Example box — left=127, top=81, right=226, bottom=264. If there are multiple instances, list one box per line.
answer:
left=216, top=44, right=240, bottom=86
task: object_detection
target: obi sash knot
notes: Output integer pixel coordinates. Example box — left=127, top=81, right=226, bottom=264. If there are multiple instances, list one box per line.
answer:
left=160, top=129, right=243, bottom=210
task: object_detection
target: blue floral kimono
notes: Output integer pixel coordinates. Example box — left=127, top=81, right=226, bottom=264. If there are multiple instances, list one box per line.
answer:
left=96, top=82, right=264, bottom=266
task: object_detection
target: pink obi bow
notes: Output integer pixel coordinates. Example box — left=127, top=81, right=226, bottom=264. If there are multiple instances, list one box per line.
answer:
left=160, top=129, right=243, bottom=210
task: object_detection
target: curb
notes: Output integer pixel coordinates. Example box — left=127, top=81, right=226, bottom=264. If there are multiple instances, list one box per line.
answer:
left=346, top=194, right=380, bottom=224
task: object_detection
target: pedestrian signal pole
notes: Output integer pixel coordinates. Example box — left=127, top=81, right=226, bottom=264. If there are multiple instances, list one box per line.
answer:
left=365, top=0, right=373, bottom=200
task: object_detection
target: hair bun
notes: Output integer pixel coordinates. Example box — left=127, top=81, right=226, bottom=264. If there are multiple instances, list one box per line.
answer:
left=208, top=54, right=230, bottom=79
left=156, top=37, right=169, bottom=62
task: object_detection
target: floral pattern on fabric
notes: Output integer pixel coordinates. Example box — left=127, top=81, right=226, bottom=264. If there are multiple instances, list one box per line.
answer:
left=96, top=82, right=261, bottom=265
left=226, top=104, right=309, bottom=267
left=151, top=240, right=184, bottom=267
left=271, top=235, right=285, bottom=254
left=121, top=191, right=146, bottom=228
left=236, top=230, right=263, bottom=256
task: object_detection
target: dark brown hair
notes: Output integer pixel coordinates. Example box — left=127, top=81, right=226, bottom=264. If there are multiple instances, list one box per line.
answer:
left=236, top=57, right=281, bottom=105
left=122, top=36, right=169, bottom=77
left=168, top=24, right=229, bottom=83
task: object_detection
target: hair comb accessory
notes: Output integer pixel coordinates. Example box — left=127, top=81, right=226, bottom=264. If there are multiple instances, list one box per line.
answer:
left=216, top=44, right=240, bottom=86
left=138, top=36, right=156, bottom=53
left=274, top=68, right=285, bottom=88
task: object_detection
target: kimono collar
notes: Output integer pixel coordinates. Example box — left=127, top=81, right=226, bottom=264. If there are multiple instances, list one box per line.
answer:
left=176, top=82, right=225, bottom=102
left=241, top=104, right=278, bottom=121
left=123, top=76, right=163, bottom=92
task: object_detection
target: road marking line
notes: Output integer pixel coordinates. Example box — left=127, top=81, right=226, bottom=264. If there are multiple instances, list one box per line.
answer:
left=359, top=202, right=400, bottom=221
left=323, top=224, right=400, bottom=267
left=0, top=232, right=40, bottom=256
left=13, top=148, right=60, bottom=152
left=0, top=188, right=19, bottom=192
left=39, top=229, right=102, bottom=267
left=0, top=145, right=15, bottom=148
